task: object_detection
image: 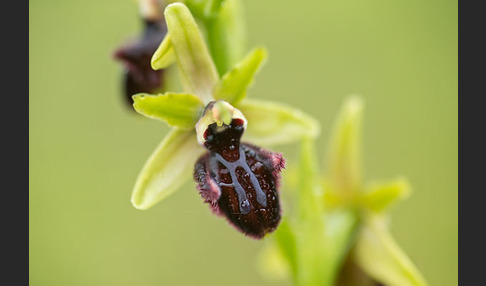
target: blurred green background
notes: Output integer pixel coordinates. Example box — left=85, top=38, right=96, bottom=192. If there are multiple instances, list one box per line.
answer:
left=30, top=0, right=457, bottom=285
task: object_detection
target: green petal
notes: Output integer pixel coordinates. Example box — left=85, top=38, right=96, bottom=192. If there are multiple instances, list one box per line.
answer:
left=360, top=178, right=411, bottom=213
left=324, top=96, right=363, bottom=195
left=132, top=93, right=204, bottom=129
left=213, top=47, right=267, bottom=105
left=131, top=129, right=205, bottom=210
left=355, top=215, right=428, bottom=286
left=151, top=34, right=176, bottom=70
left=238, top=98, right=320, bottom=147
left=164, top=3, right=219, bottom=102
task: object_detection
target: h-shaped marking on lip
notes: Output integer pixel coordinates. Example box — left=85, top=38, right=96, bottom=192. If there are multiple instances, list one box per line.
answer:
left=214, top=147, right=268, bottom=214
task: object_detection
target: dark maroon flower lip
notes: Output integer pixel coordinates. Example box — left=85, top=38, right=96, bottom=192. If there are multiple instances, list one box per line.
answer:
left=113, top=20, right=167, bottom=106
left=194, top=119, right=285, bottom=239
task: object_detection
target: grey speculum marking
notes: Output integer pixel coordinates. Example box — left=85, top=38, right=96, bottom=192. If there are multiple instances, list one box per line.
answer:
left=214, top=147, right=267, bottom=214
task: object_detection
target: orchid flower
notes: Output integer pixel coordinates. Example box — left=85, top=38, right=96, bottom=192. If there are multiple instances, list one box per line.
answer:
left=129, top=2, right=319, bottom=239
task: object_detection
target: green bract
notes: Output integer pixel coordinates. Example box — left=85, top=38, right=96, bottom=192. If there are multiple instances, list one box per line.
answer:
left=131, top=2, right=319, bottom=210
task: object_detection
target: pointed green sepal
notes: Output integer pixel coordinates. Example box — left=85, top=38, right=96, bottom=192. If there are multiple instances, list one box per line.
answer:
left=213, top=47, right=267, bottom=105
left=355, top=215, right=428, bottom=286
left=131, top=129, right=205, bottom=210
left=238, top=98, right=320, bottom=147
left=151, top=34, right=176, bottom=70
left=360, top=178, right=411, bottom=213
left=325, top=95, right=364, bottom=196
left=132, top=92, right=204, bottom=129
left=164, top=3, right=219, bottom=101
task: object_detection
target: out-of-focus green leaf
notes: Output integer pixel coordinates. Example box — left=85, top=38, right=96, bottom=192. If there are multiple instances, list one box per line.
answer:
left=132, top=93, right=204, bottom=129
left=151, top=34, right=176, bottom=70
left=361, top=178, right=411, bottom=213
left=131, top=129, right=205, bottom=210
left=213, top=47, right=267, bottom=105
left=324, top=95, right=364, bottom=196
left=164, top=3, right=219, bottom=102
left=238, top=98, right=320, bottom=147
left=354, top=215, right=428, bottom=286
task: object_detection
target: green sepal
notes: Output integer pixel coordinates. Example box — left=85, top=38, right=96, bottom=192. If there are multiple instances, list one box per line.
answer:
left=213, top=47, right=267, bottom=105
left=164, top=3, right=219, bottom=102
left=238, top=98, right=320, bottom=147
left=151, top=34, right=176, bottom=70
left=354, top=215, right=428, bottom=286
left=131, top=129, right=205, bottom=210
left=132, top=92, right=204, bottom=129
left=360, top=178, right=411, bottom=213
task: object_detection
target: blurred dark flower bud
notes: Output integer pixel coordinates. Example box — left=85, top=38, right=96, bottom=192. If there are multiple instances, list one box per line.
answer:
left=194, top=101, right=285, bottom=239
left=113, top=3, right=167, bottom=107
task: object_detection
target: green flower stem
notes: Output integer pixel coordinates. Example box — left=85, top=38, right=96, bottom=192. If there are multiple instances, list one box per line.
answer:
left=295, top=138, right=343, bottom=286
left=204, top=0, right=247, bottom=75
left=294, top=138, right=359, bottom=286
